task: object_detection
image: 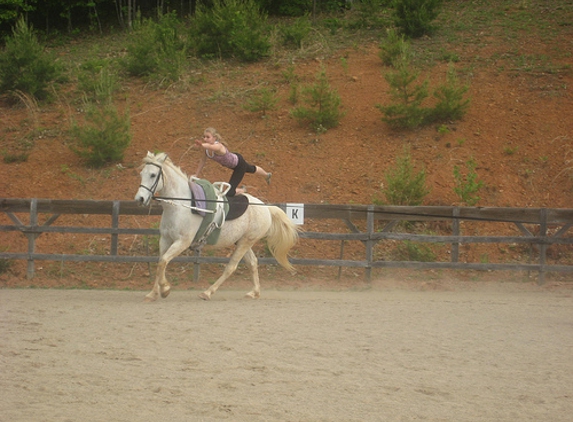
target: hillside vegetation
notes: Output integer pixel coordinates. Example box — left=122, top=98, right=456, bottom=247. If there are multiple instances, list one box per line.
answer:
left=1, top=0, right=572, bottom=285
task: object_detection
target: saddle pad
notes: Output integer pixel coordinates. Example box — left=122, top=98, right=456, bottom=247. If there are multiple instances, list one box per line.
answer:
left=226, top=194, right=249, bottom=221
left=192, top=178, right=229, bottom=245
left=189, top=180, right=206, bottom=216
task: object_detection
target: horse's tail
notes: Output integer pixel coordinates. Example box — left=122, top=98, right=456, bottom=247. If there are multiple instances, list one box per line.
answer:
left=266, top=206, right=300, bottom=275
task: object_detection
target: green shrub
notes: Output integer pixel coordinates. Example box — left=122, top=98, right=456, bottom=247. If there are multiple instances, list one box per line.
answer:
left=288, top=83, right=299, bottom=105
left=291, top=68, right=344, bottom=133
left=393, top=240, right=436, bottom=262
left=376, top=60, right=430, bottom=129
left=392, top=0, right=442, bottom=38
left=379, top=148, right=430, bottom=205
left=266, top=0, right=312, bottom=17
left=322, top=17, right=344, bottom=35
left=77, top=59, right=118, bottom=104
left=243, top=87, right=279, bottom=116
left=429, top=64, right=470, bottom=122
left=378, top=59, right=470, bottom=129
left=346, top=0, right=393, bottom=30
left=379, top=28, right=411, bottom=67
left=279, top=14, right=311, bottom=49
left=0, top=18, right=60, bottom=101
left=453, top=158, right=484, bottom=206
left=190, top=0, right=270, bottom=62
left=152, top=12, right=188, bottom=81
left=123, top=12, right=187, bottom=82
left=123, top=19, right=157, bottom=76
left=69, top=103, right=131, bottom=168
left=2, top=151, right=29, bottom=163
left=281, top=64, right=299, bottom=84
left=0, top=258, right=13, bottom=274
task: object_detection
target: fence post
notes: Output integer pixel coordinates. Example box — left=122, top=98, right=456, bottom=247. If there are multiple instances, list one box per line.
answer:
left=538, top=208, right=548, bottom=285
left=451, top=207, right=460, bottom=263
left=26, top=198, right=38, bottom=279
left=365, top=205, right=374, bottom=281
left=193, top=249, right=201, bottom=283
left=111, top=201, right=120, bottom=256
left=337, top=240, right=345, bottom=280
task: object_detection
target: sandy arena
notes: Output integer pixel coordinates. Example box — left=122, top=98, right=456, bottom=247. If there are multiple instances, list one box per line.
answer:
left=1, top=283, right=573, bottom=421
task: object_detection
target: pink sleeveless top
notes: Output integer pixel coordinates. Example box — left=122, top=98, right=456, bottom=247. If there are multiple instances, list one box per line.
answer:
left=206, top=143, right=239, bottom=169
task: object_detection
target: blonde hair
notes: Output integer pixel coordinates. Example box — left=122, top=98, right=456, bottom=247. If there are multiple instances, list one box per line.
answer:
left=204, top=127, right=227, bottom=145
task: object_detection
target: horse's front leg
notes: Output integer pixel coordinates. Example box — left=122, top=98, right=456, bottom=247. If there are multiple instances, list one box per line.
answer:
left=145, top=260, right=170, bottom=302
left=144, top=278, right=161, bottom=302
left=145, top=235, right=171, bottom=302
left=145, top=237, right=191, bottom=302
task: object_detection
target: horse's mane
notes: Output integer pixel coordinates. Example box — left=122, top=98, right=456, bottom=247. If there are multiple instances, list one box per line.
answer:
left=142, top=152, right=188, bottom=180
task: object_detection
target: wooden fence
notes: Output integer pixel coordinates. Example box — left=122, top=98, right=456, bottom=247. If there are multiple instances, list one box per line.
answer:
left=1, top=198, right=573, bottom=284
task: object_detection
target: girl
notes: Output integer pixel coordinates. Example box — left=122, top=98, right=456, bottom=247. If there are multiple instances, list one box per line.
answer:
left=194, top=127, right=272, bottom=196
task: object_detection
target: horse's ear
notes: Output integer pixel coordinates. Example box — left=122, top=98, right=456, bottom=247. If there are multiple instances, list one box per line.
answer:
left=146, top=151, right=154, bottom=159
left=156, top=152, right=168, bottom=163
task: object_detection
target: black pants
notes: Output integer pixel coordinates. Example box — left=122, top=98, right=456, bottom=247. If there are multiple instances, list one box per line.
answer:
left=227, top=153, right=256, bottom=196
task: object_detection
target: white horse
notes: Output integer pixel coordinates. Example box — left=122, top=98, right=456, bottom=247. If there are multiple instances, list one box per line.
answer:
left=134, top=152, right=299, bottom=301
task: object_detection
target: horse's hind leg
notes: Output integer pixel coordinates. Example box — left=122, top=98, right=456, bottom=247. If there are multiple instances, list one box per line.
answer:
left=242, top=248, right=260, bottom=299
left=199, top=244, right=254, bottom=300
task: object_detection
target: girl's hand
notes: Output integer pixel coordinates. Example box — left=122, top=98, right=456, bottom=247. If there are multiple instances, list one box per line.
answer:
left=194, top=139, right=204, bottom=148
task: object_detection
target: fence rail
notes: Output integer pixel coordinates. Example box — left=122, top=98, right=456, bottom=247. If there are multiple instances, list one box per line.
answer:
left=2, top=198, right=573, bottom=284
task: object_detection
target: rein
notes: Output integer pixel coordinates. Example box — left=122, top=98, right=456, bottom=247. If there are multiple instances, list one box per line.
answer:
left=141, top=161, right=214, bottom=214
left=155, top=197, right=215, bottom=214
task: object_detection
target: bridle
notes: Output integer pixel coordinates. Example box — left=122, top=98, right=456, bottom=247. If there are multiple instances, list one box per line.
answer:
left=138, top=160, right=217, bottom=216
left=139, top=162, right=163, bottom=196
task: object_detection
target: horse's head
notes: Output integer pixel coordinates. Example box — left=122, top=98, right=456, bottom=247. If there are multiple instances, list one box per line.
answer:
left=134, top=152, right=167, bottom=206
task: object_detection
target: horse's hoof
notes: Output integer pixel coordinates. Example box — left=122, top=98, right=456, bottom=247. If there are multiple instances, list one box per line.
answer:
left=244, top=291, right=260, bottom=299
left=144, top=295, right=157, bottom=303
left=198, top=292, right=211, bottom=301
left=160, top=286, right=171, bottom=299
